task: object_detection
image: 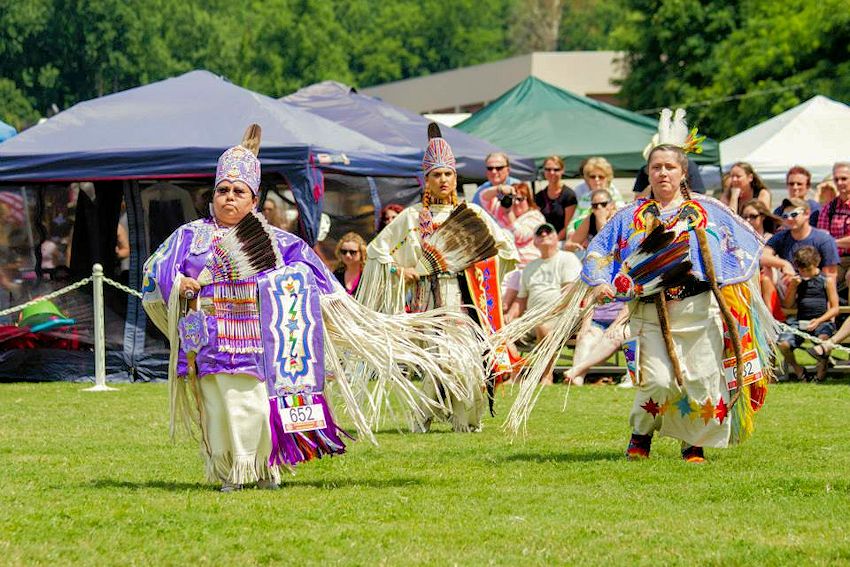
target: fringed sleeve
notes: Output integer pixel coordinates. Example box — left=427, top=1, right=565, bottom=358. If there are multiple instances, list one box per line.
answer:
left=141, top=227, right=198, bottom=438
left=495, top=282, right=596, bottom=435
left=321, top=290, right=492, bottom=432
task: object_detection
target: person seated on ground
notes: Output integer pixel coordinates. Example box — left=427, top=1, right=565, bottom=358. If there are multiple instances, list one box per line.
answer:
left=777, top=246, right=838, bottom=382
left=534, top=155, right=577, bottom=240
left=761, top=198, right=838, bottom=303
left=816, top=162, right=850, bottom=292
left=741, top=199, right=785, bottom=320
left=333, top=232, right=366, bottom=296
left=721, top=162, right=771, bottom=215
left=480, top=182, right=546, bottom=267
left=562, top=189, right=627, bottom=385
left=505, top=222, right=582, bottom=384
left=773, top=166, right=820, bottom=226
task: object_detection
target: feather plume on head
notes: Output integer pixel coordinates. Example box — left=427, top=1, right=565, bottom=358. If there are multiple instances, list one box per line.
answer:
left=215, top=123, right=263, bottom=195
left=643, top=108, right=706, bottom=158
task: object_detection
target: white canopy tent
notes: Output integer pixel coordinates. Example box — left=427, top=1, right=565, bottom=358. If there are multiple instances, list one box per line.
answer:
left=720, top=95, right=850, bottom=188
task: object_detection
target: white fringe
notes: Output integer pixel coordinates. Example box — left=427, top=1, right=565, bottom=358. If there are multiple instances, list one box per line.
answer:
left=494, top=282, right=595, bottom=435
left=321, top=290, right=491, bottom=431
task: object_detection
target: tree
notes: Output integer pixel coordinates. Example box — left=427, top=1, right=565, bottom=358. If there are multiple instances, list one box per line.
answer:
left=613, top=0, right=850, bottom=139
left=557, top=0, right=626, bottom=51
left=508, top=0, right=562, bottom=54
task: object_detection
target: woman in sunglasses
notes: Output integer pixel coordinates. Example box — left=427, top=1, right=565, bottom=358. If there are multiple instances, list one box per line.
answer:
left=563, top=189, right=627, bottom=386
left=333, top=232, right=367, bottom=295
left=531, top=156, right=577, bottom=240
left=564, top=189, right=617, bottom=253
left=741, top=199, right=786, bottom=321
left=480, top=181, right=546, bottom=266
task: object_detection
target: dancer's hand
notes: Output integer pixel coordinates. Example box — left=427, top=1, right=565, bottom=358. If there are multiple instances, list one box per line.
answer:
left=593, top=284, right=615, bottom=304
left=401, top=267, right=419, bottom=284
left=179, top=276, right=201, bottom=299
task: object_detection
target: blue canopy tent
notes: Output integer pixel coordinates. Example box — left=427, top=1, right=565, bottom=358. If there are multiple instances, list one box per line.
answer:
left=0, top=120, right=15, bottom=143
left=0, top=70, right=429, bottom=383
left=282, top=80, right=536, bottom=181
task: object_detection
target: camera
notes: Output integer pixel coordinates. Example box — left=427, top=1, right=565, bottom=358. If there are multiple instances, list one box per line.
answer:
left=499, top=193, right=514, bottom=208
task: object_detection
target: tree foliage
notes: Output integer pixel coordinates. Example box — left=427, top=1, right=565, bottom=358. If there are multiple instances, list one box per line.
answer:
left=0, top=0, right=846, bottom=141
left=613, top=0, right=850, bottom=139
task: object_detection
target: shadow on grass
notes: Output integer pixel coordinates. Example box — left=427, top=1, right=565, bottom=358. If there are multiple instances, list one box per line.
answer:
left=503, top=449, right=624, bottom=463
left=87, top=477, right=424, bottom=492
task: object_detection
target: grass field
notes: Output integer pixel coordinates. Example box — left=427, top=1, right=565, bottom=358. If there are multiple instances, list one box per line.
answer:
left=2, top=380, right=849, bottom=566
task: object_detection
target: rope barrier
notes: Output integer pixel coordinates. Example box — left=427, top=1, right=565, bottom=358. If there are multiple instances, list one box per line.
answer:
left=776, top=321, right=850, bottom=356
left=0, top=277, right=92, bottom=318
left=102, top=276, right=143, bottom=299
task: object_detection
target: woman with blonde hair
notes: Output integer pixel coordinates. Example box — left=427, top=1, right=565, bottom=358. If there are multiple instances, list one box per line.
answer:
left=333, top=232, right=366, bottom=295
left=570, top=156, right=625, bottom=231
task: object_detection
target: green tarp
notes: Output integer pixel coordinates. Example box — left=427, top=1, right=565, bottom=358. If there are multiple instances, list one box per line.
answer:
left=455, top=77, right=719, bottom=174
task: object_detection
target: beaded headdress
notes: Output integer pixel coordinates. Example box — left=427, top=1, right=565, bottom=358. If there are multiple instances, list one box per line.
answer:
left=215, top=125, right=262, bottom=195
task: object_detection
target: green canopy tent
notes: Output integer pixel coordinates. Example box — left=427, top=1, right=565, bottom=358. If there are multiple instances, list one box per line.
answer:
left=455, top=76, right=719, bottom=175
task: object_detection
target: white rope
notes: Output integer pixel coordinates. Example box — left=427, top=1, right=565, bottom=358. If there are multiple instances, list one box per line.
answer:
left=776, top=321, right=850, bottom=355
left=0, top=277, right=92, bottom=317
left=102, top=276, right=143, bottom=299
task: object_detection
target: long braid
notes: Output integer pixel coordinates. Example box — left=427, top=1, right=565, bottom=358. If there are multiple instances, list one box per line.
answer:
left=679, top=178, right=746, bottom=403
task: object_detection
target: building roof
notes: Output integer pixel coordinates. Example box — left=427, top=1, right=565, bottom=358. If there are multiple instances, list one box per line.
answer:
left=360, top=51, right=623, bottom=114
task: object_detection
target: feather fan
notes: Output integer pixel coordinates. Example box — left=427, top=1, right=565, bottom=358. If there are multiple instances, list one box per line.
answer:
left=415, top=203, right=498, bottom=276
left=197, top=211, right=282, bottom=285
left=617, top=225, right=694, bottom=297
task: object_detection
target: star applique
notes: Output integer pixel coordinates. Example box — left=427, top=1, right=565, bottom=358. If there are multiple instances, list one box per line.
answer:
left=699, top=399, right=715, bottom=425
left=658, top=399, right=670, bottom=416
left=715, top=398, right=728, bottom=424
left=688, top=398, right=701, bottom=421
left=641, top=397, right=661, bottom=417
left=675, top=394, right=692, bottom=417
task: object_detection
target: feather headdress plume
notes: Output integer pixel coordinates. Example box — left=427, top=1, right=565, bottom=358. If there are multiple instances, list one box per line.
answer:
left=416, top=203, right=497, bottom=276
left=644, top=108, right=705, bottom=156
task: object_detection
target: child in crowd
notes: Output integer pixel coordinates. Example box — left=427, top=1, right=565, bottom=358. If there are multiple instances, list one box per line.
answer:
left=777, top=246, right=839, bottom=381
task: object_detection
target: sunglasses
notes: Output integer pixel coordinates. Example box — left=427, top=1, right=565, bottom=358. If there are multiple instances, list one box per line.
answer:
left=486, top=165, right=507, bottom=172
left=543, top=167, right=562, bottom=173
left=513, top=196, right=527, bottom=203
left=782, top=208, right=805, bottom=219
left=590, top=201, right=610, bottom=209
left=340, top=249, right=359, bottom=256
left=742, top=213, right=761, bottom=220
left=587, top=174, right=607, bottom=180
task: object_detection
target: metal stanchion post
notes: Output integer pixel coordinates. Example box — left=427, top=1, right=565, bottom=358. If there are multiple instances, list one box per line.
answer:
left=84, top=263, right=117, bottom=392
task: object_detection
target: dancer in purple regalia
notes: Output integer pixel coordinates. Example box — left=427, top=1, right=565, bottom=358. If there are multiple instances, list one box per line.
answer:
left=143, top=125, right=488, bottom=491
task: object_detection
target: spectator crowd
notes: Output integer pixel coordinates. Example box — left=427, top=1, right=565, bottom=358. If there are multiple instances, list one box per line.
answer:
left=259, top=156, right=850, bottom=385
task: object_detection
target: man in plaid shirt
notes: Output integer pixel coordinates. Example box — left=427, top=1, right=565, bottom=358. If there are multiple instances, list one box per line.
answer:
left=816, top=162, right=850, bottom=289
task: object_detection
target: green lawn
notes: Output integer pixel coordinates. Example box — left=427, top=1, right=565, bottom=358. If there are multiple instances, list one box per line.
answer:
left=2, top=380, right=849, bottom=566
